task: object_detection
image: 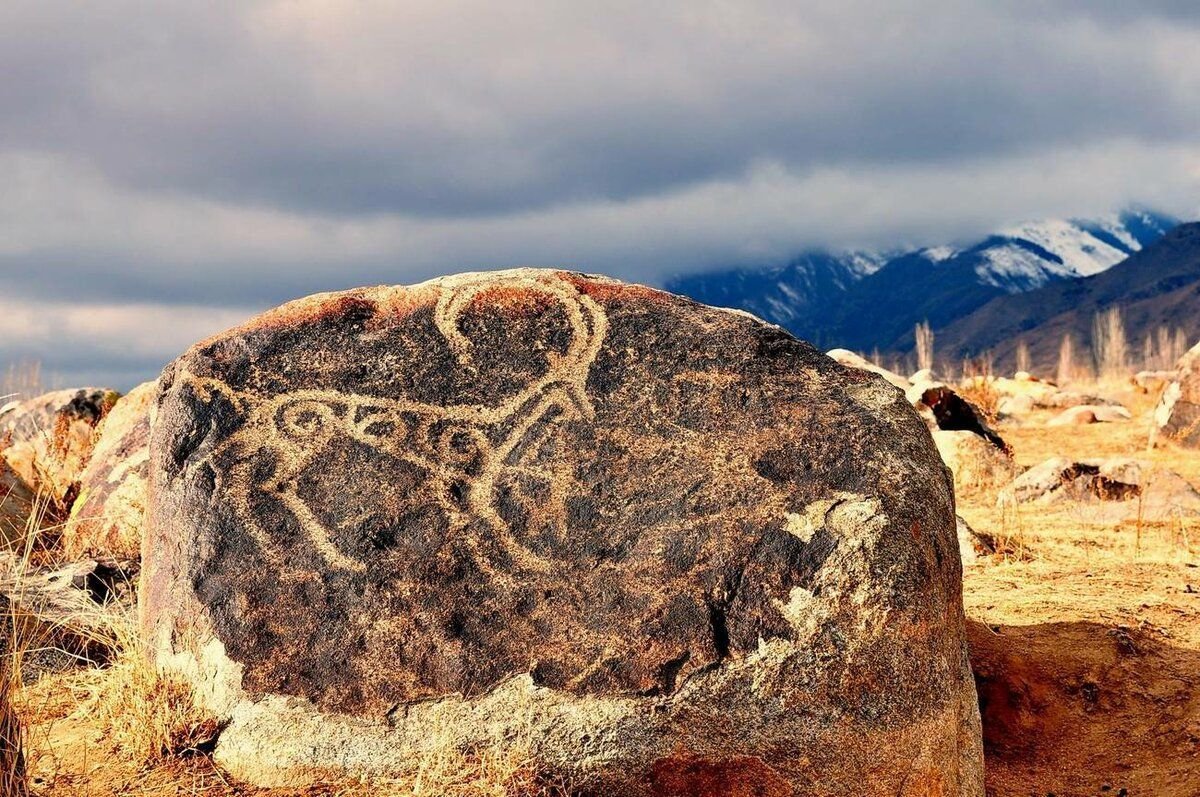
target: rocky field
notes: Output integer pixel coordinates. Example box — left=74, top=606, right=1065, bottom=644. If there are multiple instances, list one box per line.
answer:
left=1, top=272, right=1197, bottom=797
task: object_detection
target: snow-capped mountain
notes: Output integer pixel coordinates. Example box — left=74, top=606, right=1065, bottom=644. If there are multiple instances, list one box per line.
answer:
left=664, top=209, right=1179, bottom=352
left=666, top=250, right=887, bottom=333
left=970, top=210, right=1177, bottom=291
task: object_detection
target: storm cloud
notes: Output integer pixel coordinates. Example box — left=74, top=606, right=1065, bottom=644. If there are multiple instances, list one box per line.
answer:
left=2, top=1, right=1199, bottom=387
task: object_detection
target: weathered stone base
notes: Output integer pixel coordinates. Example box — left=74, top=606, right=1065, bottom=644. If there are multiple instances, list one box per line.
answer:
left=213, top=658, right=983, bottom=796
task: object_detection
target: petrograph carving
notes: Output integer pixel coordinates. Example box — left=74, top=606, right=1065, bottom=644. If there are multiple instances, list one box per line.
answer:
left=186, top=274, right=608, bottom=574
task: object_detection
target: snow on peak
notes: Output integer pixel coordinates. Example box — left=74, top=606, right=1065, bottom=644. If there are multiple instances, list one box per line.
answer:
left=920, top=245, right=956, bottom=262
left=997, top=218, right=1129, bottom=278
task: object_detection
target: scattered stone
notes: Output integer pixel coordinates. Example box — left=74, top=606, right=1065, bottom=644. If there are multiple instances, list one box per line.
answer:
left=1153, top=341, right=1200, bottom=449
left=956, top=515, right=996, bottom=566
left=825, top=348, right=911, bottom=390
left=144, top=270, right=983, bottom=794
left=1038, top=390, right=1115, bottom=409
left=0, top=550, right=134, bottom=661
left=908, top=382, right=1009, bottom=453
left=999, top=457, right=1200, bottom=522
left=63, top=382, right=155, bottom=560
left=1133, top=370, right=1176, bottom=394
left=934, top=430, right=1019, bottom=496
left=996, top=394, right=1035, bottom=418
left=1045, top=405, right=1132, bottom=427
left=910, top=367, right=938, bottom=385
left=0, top=388, right=119, bottom=504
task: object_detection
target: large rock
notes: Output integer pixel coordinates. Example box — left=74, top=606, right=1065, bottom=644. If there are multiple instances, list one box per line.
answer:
left=999, top=457, right=1200, bottom=522
left=0, top=388, right=119, bottom=503
left=63, top=382, right=155, bottom=560
left=1154, top=341, right=1200, bottom=448
left=932, top=430, right=1019, bottom=496
left=1, top=460, right=34, bottom=545
left=142, top=270, right=982, bottom=794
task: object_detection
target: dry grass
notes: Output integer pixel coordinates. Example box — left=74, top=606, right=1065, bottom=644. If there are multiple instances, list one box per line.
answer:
left=1, top=362, right=42, bottom=405
left=1, top=615, right=29, bottom=797
left=957, top=377, right=1001, bottom=425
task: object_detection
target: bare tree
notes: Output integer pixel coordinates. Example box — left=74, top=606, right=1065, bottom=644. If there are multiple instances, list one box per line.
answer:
left=1057, top=334, right=1074, bottom=385
left=1015, top=340, right=1030, bottom=375
left=1142, top=333, right=1154, bottom=372
left=915, top=321, right=934, bottom=373
left=1156, top=325, right=1173, bottom=370
left=1173, top=328, right=1190, bottom=368
left=1091, top=306, right=1128, bottom=379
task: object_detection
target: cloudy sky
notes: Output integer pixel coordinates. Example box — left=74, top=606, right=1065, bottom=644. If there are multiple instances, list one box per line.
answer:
left=3, top=1, right=1200, bottom=389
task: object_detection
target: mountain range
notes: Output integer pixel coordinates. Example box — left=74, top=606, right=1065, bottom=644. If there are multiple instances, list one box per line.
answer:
left=665, top=209, right=1190, bottom=372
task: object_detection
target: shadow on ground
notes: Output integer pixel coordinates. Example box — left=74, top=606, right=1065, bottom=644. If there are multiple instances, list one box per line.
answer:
left=968, top=619, right=1200, bottom=797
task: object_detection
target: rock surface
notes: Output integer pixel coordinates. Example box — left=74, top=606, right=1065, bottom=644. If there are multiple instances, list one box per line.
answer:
left=825, top=348, right=911, bottom=390
left=1154, top=341, right=1200, bottom=448
left=908, top=381, right=1009, bottom=453
left=63, top=382, right=155, bottom=559
left=999, top=457, right=1200, bottom=522
left=143, top=269, right=982, bottom=794
left=933, top=430, right=1019, bottom=496
left=956, top=516, right=996, bottom=566
left=1, top=460, right=35, bottom=545
left=0, top=388, right=119, bottom=503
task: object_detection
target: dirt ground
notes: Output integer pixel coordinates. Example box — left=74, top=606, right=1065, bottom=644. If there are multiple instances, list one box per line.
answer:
left=962, top=386, right=1200, bottom=797
left=11, top=383, right=1200, bottom=796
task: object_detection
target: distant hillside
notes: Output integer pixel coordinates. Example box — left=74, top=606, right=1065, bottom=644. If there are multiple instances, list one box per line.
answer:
left=933, top=221, right=1200, bottom=374
left=665, top=210, right=1178, bottom=353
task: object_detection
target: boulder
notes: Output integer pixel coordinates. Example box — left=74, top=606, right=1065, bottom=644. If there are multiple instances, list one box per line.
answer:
left=0, top=388, right=119, bottom=503
left=933, top=430, right=1019, bottom=496
left=956, top=516, right=996, bottom=566
left=1038, top=390, right=1114, bottom=409
left=996, top=394, right=1035, bottom=418
left=1045, top=405, right=1132, bottom=427
left=825, top=348, right=911, bottom=390
left=999, top=457, right=1200, bottom=522
left=910, top=367, right=938, bottom=385
left=907, top=382, right=1009, bottom=454
left=990, top=375, right=1058, bottom=405
left=1, top=460, right=34, bottom=545
left=1153, top=341, right=1200, bottom=448
left=63, top=382, right=155, bottom=560
left=143, top=270, right=983, bottom=794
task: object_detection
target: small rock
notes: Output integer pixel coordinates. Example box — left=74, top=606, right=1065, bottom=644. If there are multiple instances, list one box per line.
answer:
left=956, top=515, right=996, bottom=565
left=1045, top=405, right=1131, bottom=427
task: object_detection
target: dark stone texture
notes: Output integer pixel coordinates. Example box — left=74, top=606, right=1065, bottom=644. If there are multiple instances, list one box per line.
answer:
left=142, top=269, right=982, bottom=794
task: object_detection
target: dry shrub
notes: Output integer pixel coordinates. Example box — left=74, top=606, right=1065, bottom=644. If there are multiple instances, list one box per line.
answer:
left=71, top=621, right=218, bottom=766
left=958, top=378, right=1001, bottom=425
left=1, top=608, right=29, bottom=797
left=367, top=736, right=564, bottom=797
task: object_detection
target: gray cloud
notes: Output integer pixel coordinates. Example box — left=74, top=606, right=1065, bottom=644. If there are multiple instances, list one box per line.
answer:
left=0, top=1, right=1198, bottom=388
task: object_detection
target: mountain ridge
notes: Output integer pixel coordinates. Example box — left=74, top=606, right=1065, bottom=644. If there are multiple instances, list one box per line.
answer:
left=664, top=209, right=1180, bottom=354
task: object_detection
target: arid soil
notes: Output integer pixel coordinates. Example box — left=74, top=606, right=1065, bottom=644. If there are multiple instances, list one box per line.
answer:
left=10, top=381, right=1200, bottom=796
left=962, top=386, right=1200, bottom=797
